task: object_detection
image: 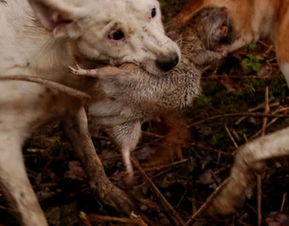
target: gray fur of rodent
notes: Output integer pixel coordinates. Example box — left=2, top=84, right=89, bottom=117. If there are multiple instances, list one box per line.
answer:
left=86, top=7, right=229, bottom=180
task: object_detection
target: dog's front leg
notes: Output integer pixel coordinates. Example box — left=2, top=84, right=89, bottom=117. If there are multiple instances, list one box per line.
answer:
left=0, top=124, right=47, bottom=226
left=207, top=126, right=289, bottom=216
left=64, top=107, right=134, bottom=215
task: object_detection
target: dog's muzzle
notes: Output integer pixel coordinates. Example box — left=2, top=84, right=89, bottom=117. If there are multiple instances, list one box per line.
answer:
left=155, top=52, right=179, bottom=72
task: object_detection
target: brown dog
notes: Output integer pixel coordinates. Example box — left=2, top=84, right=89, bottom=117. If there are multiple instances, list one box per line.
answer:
left=169, top=0, right=289, bottom=217
left=170, top=0, right=289, bottom=84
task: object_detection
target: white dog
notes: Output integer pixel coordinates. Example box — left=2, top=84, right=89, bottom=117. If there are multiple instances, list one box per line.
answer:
left=0, top=0, right=180, bottom=225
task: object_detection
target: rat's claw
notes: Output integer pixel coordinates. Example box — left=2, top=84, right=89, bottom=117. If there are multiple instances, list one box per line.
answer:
left=69, top=65, right=79, bottom=75
left=69, top=64, right=88, bottom=75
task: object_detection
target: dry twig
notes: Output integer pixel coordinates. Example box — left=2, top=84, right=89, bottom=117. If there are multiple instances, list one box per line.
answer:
left=280, top=193, right=287, bottom=212
left=189, top=112, right=289, bottom=127
left=257, top=86, right=270, bottom=226
left=130, top=212, right=149, bottom=226
left=225, top=124, right=239, bottom=149
left=235, top=99, right=278, bottom=125
left=79, top=212, right=93, bottom=226
left=132, top=158, right=186, bottom=226
left=86, top=213, right=133, bottom=224
left=185, top=179, right=229, bottom=226
left=253, top=106, right=289, bottom=138
left=203, top=74, right=279, bottom=80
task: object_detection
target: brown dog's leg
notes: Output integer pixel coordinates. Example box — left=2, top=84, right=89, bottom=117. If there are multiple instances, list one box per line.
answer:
left=0, top=126, right=48, bottom=226
left=64, top=107, right=134, bottom=215
left=277, top=13, right=289, bottom=86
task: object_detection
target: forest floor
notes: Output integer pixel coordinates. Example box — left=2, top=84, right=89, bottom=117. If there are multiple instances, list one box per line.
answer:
left=1, top=0, right=289, bottom=225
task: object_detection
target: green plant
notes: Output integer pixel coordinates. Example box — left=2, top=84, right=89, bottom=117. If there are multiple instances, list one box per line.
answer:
left=245, top=43, right=258, bottom=52
left=241, top=54, right=264, bottom=74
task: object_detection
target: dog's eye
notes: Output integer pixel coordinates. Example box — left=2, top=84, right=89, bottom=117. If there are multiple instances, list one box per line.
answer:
left=109, top=30, right=125, bottom=40
left=151, top=7, right=157, bottom=18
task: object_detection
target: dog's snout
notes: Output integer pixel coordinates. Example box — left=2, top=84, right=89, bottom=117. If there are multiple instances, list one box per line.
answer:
left=156, top=53, right=179, bottom=72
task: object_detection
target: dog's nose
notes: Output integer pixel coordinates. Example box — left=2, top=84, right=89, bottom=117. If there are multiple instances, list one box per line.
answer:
left=156, top=52, right=179, bottom=72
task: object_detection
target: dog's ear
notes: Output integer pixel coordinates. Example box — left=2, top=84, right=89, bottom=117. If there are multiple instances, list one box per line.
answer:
left=28, top=0, right=86, bottom=39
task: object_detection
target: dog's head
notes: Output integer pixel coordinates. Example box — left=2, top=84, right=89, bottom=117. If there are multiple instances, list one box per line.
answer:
left=28, top=0, right=180, bottom=75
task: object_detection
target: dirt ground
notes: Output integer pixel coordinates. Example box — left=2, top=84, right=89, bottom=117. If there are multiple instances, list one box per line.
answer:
left=1, top=1, right=289, bottom=225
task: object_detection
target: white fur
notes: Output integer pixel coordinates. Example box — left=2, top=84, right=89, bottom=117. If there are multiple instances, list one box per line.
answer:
left=0, top=0, right=179, bottom=225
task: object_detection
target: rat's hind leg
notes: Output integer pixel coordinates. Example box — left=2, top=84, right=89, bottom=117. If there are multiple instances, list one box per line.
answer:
left=110, top=121, right=141, bottom=184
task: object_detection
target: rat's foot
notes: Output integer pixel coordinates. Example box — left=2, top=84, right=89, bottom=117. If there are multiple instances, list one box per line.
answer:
left=68, top=64, right=90, bottom=75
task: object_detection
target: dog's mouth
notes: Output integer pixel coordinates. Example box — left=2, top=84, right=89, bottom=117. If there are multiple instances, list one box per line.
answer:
left=74, top=44, right=178, bottom=77
left=140, top=59, right=166, bottom=76
left=111, top=56, right=177, bottom=77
